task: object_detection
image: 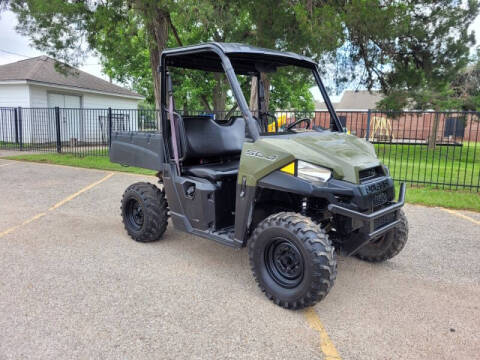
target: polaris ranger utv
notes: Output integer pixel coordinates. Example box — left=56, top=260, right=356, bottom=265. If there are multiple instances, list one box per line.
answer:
left=110, top=43, right=408, bottom=309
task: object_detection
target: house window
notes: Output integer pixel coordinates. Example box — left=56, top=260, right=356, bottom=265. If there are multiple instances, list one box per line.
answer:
left=444, top=117, right=465, bottom=138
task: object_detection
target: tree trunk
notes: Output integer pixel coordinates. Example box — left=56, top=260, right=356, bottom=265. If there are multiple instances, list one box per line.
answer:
left=213, top=72, right=227, bottom=119
left=428, top=111, right=441, bottom=149
left=262, top=73, right=271, bottom=111
left=249, top=76, right=258, bottom=115
left=136, top=2, right=169, bottom=129
left=249, top=73, right=271, bottom=115
left=148, top=48, right=162, bottom=111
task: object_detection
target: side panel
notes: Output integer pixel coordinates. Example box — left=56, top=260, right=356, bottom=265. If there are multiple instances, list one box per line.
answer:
left=233, top=182, right=256, bottom=244
left=166, top=175, right=217, bottom=231
left=237, top=140, right=294, bottom=187
left=163, top=165, right=241, bottom=247
left=233, top=140, right=293, bottom=244
left=109, top=131, right=164, bottom=171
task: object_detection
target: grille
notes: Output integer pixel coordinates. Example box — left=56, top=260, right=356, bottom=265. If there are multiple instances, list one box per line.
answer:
left=374, top=212, right=396, bottom=230
left=359, top=166, right=384, bottom=183
left=373, top=191, right=388, bottom=207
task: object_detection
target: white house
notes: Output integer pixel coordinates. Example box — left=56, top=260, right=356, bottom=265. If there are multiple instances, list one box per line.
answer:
left=0, top=56, right=144, bottom=144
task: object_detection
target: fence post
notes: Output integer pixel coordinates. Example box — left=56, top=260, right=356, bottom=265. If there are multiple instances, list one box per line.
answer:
left=365, top=109, right=372, bottom=140
left=17, top=107, right=23, bottom=150
left=55, top=106, right=62, bottom=153
left=13, top=108, right=19, bottom=144
left=108, top=107, right=112, bottom=147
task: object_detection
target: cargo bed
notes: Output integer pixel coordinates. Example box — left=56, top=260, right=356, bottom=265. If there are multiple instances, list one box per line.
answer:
left=109, top=131, right=164, bottom=171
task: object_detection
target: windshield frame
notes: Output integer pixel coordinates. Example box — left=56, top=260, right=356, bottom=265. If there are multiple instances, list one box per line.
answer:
left=247, top=64, right=343, bottom=135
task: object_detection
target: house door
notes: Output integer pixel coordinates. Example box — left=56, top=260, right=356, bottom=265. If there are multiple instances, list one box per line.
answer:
left=47, top=93, right=82, bottom=143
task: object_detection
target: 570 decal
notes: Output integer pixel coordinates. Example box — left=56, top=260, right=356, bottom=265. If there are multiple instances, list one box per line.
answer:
left=245, top=149, right=279, bottom=161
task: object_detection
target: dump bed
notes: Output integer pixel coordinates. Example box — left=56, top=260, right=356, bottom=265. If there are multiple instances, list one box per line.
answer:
left=109, top=131, right=164, bottom=171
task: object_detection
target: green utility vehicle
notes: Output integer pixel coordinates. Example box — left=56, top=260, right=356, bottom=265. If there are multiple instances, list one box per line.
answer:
left=110, top=43, right=408, bottom=309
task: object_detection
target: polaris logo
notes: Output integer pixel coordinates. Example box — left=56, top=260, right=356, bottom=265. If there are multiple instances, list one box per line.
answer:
left=245, top=149, right=278, bottom=161
left=364, top=179, right=389, bottom=194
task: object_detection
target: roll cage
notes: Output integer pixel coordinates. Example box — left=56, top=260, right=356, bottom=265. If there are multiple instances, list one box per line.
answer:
left=159, top=42, right=343, bottom=142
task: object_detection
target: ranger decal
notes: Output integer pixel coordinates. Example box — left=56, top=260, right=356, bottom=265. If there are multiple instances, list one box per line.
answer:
left=245, top=149, right=278, bottom=161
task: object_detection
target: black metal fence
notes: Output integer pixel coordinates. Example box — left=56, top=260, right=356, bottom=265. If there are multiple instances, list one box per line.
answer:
left=1, top=107, right=479, bottom=191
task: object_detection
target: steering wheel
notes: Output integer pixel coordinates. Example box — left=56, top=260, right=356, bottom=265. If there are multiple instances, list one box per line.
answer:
left=286, top=118, right=311, bottom=131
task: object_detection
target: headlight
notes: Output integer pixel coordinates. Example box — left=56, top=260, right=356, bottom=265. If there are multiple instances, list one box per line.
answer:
left=297, top=161, right=331, bottom=185
left=280, top=160, right=331, bottom=185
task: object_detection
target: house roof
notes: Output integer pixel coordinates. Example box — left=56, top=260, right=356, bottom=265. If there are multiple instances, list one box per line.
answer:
left=315, top=90, right=384, bottom=111
left=0, top=56, right=143, bottom=99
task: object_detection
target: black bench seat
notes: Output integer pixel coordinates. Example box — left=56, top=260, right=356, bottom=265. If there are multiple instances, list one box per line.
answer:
left=183, top=160, right=239, bottom=181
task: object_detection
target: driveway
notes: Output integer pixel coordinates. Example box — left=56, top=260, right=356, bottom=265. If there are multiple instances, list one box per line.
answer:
left=0, top=159, right=479, bottom=359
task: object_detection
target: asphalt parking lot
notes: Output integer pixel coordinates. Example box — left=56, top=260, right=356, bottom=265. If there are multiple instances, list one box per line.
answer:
left=1, top=159, right=479, bottom=360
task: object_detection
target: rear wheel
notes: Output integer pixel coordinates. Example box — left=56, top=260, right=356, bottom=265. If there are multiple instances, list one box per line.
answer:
left=249, top=212, right=337, bottom=309
left=355, top=209, right=408, bottom=262
left=121, top=182, right=168, bottom=242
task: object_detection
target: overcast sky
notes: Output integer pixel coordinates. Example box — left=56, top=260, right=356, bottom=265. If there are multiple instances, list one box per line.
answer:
left=1, top=8, right=480, bottom=100
left=0, top=10, right=106, bottom=80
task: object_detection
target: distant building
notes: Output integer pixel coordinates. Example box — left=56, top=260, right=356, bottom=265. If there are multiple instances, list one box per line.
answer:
left=315, top=90, right=384, bottom=111
left=0, top=56, right=143, bottom=108
left=0, top=56, right=144, bottom=144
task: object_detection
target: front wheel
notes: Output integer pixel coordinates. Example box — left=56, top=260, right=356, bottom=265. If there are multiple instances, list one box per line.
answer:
left=249, top=212, right=337, bottom=309
left=355, top=209, right=409, bottom=262
left=121, top=182, right=168, bottom=242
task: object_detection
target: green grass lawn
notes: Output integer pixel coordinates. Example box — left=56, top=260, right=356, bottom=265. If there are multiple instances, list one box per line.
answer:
left=2, top=153, right=157, bottom=176
left=398, top=186, right=480, bottom=212
left=1, top=141, right=24, bottom=149
left=2, top=151, right=479, bottom=212
left=375, top=142, right=480, bottom=189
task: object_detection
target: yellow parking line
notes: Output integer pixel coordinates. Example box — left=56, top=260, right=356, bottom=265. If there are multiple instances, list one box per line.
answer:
left=0, top=172, right=114, bottom=239
left=442, top=208, right=480, bottom=225
left=49, top=172, right=114, bottom=210
left=0, top=212, right=47, bottom=238
left=304, top=307, right=342, bottom=360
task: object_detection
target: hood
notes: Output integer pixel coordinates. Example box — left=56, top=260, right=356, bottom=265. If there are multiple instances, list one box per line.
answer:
left=260, top=131, right=381, bottom=183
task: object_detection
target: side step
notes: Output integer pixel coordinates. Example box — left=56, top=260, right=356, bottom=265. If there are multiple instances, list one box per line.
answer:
left=191, top=226, right=241, bottom=248
left=170, top=212, right=242, bottom=247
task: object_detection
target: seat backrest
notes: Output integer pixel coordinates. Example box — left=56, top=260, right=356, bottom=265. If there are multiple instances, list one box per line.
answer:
left=182, top=116, right=245, bottom=160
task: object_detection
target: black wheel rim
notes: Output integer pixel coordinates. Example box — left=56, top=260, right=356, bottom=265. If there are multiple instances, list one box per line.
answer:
left=126, top=198, right=144, bottom=231
left=264, top=237, right=304, bottom=288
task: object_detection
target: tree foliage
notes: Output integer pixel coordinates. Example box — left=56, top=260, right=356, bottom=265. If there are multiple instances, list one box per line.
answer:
left=451, top=50, right=480, bottom=111
left=372, top=1, right=479, bottom=111
left=4, top=0, right=479, bottom=114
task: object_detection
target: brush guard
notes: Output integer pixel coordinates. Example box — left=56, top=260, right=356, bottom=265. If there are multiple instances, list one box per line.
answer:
left=328, top=182, right=406, bottom=255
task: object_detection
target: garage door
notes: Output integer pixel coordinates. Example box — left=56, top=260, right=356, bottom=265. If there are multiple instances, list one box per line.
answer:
left=47, top=93, right=81, bottom=108
left=47, top=93, right=82, bottom=142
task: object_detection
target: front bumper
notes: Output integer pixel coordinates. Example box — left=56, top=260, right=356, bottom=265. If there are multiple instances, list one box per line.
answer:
left=328, top=182, right=406, bottom=255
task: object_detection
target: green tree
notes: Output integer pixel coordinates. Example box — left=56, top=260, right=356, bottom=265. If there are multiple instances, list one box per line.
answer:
left=7, top=0, right=178, bottom=109
left=362, top=1, right=479, bottom=148
left=451, top=50, right=480, bottom=111
left=4, top=0, right=478, bottom=124
left=166, top=0, right=251, bottom=115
